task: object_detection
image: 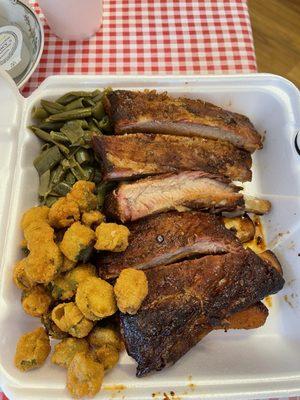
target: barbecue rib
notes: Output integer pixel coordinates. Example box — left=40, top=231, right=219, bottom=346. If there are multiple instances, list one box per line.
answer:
left=105, top=171, right=244, bottom=222
left=104, top=90, right=262, bottom=153
left=97, top=211, right=243, bottom=280
left=120, top=249, right=284, bottom=376
left=92, top=133, right=252, bottom=182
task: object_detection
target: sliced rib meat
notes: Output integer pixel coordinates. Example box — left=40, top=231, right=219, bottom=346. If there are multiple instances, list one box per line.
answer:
left=92, top=133, right=252, bottom=182
left=105, top=171, right=244, bottom=222
left=104, top=90, right=262, bottom=153
left=97, top=211, right=243, bottom=280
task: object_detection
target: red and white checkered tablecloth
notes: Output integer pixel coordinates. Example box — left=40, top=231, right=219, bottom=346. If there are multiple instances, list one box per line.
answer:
left=3, top=1, right=298, bottom=400
left=22, top=0, right=257, bottom=96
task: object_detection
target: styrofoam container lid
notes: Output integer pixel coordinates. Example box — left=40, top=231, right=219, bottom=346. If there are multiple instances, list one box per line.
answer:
left=0, top=72, right=300, bottom=400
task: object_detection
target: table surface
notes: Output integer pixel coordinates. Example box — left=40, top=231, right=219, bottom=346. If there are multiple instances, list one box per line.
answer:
left=22, top=0, right=257, bottom=95
left=3, top=1, right=298, bottom=400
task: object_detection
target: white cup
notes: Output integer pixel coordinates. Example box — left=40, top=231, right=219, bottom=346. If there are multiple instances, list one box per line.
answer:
left=38, top=0, right=102, bottom=40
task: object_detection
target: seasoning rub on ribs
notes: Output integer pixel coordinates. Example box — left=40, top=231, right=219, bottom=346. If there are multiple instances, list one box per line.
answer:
left=92, top=133, right=252, bottom=182
left=97, top=211, right=243, bottom=280
left=104, top=90, right=262, bottom=153
left=120, top=249, right=284, bottom=377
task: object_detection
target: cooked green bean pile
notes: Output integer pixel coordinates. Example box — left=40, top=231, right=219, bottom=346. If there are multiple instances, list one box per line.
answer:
left=30, top=89, right=113, bottom=207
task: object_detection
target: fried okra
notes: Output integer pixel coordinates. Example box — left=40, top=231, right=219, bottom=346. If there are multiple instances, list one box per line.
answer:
left=41, top=312, right=69, bottom=339
left=51, top=338, right=89, bottom=369
left=67, top=352, right=104, bottom=399
left=88, top=324, right=122, bottom=351
left=114, top=268, right=148, bottom=315
left=23, top=221, right=63, bottom=284
left=22, top=285, right=52, bottom=317
left=94, top=223, right=130, bottom=252
left=48, top=197, right=80, bottom=229
left=51, top=302, right=93, bottom=338
left=24, top=220, right=54, bottom=249
left=67, top=180, right=98, bottom=212
left=76, top=277, right=117, bottom=321
left=82, top=210, right=105, bottom=228
left=92, top=344, right=119, bottom=370
left=13, top=258, right=34, bottom=290
left=50, top=264, right=96, bottom=301
left=21, top=206, right=49, bottom=231
left=14, top=327, right=50, bottom=371
left=61, top=256, right=77, bottom=273
left=50, top=275, right=75, bottom=301
left=66, top=263, right=96, bottom=288
left=25, top=243, right=63, bottom=284
left=60, top=222, right=95, bottom=262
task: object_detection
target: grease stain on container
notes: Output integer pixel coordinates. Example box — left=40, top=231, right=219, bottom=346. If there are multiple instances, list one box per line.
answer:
left=269, top=231, right=290, bottom=249
left=284, top=295, right=294, bottom=308
left=162, top=392, right=181, bottom=400
left=264, top=296, right=272, bottom=308
left=243, top=216, right=266, bottom=253
left=287, top=240, right=295, bottom=250
left=105, top=384, right=127, bottom=391
left=152, top=392, right=161, bottom=398
left=104, top=384, right=127, bottom=399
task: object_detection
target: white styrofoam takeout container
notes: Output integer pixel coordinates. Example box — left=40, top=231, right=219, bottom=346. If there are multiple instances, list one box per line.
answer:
left=0, top=70, right=300, bottom=400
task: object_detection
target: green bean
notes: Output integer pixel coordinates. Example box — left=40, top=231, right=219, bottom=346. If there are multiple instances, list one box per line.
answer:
left=97, top=115, right=112, bottom=131
left=46, top=136, right=69, bottom=156
left=82, top=98, right=95, bottom=107
left=92, top=102, right=105, bottom=120
left=87, top=118, right=101, bottom=132
left=60, top=121, right=85, bottom=144
left=102, top=87, right=112, bottom=98
left=52, top=182, right=72, bottom=196
left=51, top=165, right=65, bottom=186
left=46, top=107, right=92, bottom=122
left=33, top=146, right=63, bottom=176
left=65, top=171, right=76, bottom=186
left=55, top=93, right=77, bottom=105
left=49, top=131, right=70, bottom=144
left=39, top=121, right=65, bottom=131
left=29, top=126, right=52, bottom=142
left=93, top=169, right=102, bottom=184
left=38, top=170, right=51, bottom=197
left=74, top=119, right=89, bottom=130
left=30, top=127, right=69, bottom=156
left=71, top=165, right=89, bottom=181
left=44, top=195, right=59, bottom=207
left=91, top=89, right=101, bottom=98
left=41, top=143, right=51, bottom=152
left=31, top=107, right=49, bottom=120
left=92, top=93, right=102, bottom=103
left=82, top=131, right=94, bottom=145
left=82, top=166, right=95, bottom=181
left=30, top=87, right=112, bottom=204
left=41, top=99, right=65, bottom=115
left=56, top=90, right=100, bottom=105
left=75, top=149, right=91, bottom=164
left=61, top=159, right=71, bottom=170
left=65, top=98, right=85, bottom=111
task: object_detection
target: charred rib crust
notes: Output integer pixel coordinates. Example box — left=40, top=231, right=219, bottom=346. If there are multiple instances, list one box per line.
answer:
left=98, top=211, right=243, bottom=280
left=120, top=249, right=284, bottom=376
left=92, top=133, right=252, bottom=182
left=105, top=90, right=262, bottom=153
